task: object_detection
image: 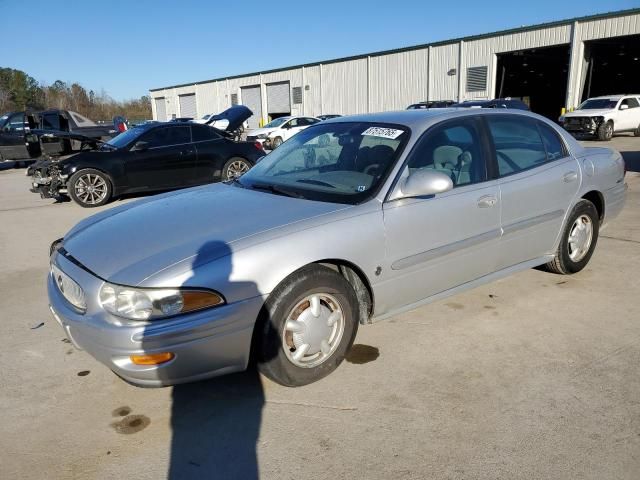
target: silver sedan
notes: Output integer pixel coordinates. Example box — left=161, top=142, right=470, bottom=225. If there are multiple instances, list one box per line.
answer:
left=48, top=109, right=627, bottom=387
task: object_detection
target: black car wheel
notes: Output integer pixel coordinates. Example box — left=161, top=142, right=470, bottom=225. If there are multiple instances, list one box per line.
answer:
left=254, top=265, right=359, bottom=387
left=596, top=121, right=613, bottom=141
left=68, top=169, right=112, bottom=208
left=222, top=157, right=252, bottom=181
left=272, top=137, right=283, bottom=148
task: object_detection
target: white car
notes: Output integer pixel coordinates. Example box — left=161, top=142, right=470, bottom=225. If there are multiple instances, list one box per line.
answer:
left=246, top=116, right=321, bottom=149
left=560, top=95, right=640, bottom=141
left=192, top=114, right=214, bottom=124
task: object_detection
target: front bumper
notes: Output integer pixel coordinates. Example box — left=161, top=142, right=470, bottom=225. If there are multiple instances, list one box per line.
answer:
left=562, top=117, right=599, bottom=134
left=48, top=251, right=265, bottom=387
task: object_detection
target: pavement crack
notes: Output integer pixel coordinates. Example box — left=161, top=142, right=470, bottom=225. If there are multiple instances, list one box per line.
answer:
left=266, top=399, right=357, bottom=411
left=601, top=235, right=640, bottom=245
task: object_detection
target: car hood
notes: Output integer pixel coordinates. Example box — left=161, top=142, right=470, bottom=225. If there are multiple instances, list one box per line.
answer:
left=205, top=105, right=252, bottom=131
left=564, top=109, right=611, bottom=118
left=62, top=184, right=349, bottom=285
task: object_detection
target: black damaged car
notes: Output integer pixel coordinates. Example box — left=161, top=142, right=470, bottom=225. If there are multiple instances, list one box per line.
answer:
left=28, top=106, right=265, bottom=208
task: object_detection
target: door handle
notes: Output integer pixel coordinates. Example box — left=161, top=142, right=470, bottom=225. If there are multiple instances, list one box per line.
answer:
left=563, top=171, right=578, bottom=183
left=477, top=195, right=497, bottom=208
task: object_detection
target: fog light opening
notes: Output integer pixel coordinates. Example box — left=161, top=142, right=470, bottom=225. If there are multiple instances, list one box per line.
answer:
left=130, top=352, right=175, bottom=365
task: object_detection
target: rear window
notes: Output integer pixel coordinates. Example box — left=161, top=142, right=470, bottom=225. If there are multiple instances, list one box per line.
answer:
left=538, top=123, right=567, bottom=161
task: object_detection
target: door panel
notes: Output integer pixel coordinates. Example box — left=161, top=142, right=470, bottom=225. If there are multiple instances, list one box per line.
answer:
left=126, top=126, right=197, bottom=190
left=0, top=113, right=30, bottom=159
left=381, top=184, right=501, bottom=311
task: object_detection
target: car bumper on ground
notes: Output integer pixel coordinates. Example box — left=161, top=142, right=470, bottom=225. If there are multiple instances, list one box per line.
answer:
left=48, top=251, right=265, bottom=387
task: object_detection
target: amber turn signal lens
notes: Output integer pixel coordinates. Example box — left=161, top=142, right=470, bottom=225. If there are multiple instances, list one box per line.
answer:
left=130, top=352, right=175, bottom=365
left=182, top=291, right=224, bottom=313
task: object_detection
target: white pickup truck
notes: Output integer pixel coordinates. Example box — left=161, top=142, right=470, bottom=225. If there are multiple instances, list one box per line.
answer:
left=560, top=94, right=640, bottom=141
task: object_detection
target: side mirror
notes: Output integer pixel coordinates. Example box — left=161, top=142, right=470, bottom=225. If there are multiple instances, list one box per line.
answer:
left=132, top=140, right=149, bottom=151
left=400, top=169, right=453, bottom=198
left=620, top=104, right=629, bottom=110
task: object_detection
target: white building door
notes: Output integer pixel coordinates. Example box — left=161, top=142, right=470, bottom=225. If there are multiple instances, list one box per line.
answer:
left=154, top=97, right=166, bottom=121
left=240, top=86, right=262, bottom=129
left=178, top=94, right=197, bottom=119
left=266, top=82, right=291, bottom=117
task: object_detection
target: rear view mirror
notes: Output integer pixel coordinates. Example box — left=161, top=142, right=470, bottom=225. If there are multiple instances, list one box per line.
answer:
left=620, top=104, right=629, bottom=110
left=132, top=141, right=149, bottom=151
left=400, top=169, right=453, bottom=198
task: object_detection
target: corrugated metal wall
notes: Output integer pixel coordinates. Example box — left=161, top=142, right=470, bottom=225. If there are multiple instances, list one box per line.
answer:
left=150, top=11, right=640, bottom=121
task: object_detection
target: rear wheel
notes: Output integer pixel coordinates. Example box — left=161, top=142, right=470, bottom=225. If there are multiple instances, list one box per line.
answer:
left=543, top=200, right=599, bottom=274
left=272, top=137, right=283, bottom=148
left=255, top=265, right=359, bottom=386
left=597, top=121, right=613, bottom=141
left=68, top=169, right=112, bottom=208
left=221, top=157, right=252, bottom=181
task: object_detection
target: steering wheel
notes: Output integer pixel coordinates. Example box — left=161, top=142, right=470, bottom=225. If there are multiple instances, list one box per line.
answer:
left=363, top=163, right=380, bottom=176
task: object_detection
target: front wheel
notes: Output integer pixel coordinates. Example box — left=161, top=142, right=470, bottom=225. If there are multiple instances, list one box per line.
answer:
left=596, top=121, right=613, bottom=141
left=271, top=137, right=283, bottom=149
left=221, top=157, right=252, bottom=181
left=68, top=169, right=112, bottom=208
left=543, top=200, right=599, bottom=274
left=255, top=265, right=359, bottom=386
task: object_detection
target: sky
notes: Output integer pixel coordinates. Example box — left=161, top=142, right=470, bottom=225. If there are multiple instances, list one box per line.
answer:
left=0, top=0, right=637, bottom=101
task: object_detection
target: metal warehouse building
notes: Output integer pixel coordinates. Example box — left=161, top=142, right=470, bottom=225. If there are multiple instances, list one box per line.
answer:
left=150, top=8, right=640, bottom=127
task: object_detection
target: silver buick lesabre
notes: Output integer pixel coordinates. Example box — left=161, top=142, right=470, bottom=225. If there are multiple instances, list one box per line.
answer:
left=48, top=109, right=626, bottom=387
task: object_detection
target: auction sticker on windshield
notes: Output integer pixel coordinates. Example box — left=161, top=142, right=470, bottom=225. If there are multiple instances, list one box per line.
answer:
left=361, top=127, right=404, bottom=139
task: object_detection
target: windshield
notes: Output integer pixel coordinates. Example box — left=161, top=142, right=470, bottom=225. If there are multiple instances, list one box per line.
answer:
left=239, top=122, right=409, bottom=204
left=578, top=99, right=618, bottom=110
left=104, top=127, right=146, bottom=149
left=263, top=117, right=289, bottom=128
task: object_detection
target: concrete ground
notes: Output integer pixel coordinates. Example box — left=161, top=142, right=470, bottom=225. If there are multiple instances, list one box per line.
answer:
left=1, top=136, right=639, bottom=480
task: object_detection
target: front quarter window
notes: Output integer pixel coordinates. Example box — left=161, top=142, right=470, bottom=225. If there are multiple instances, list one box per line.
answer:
left=239, top=122, right=409, bottom=204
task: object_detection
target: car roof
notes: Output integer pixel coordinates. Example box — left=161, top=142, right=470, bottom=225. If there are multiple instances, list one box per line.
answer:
left=587, top=95, right=640, bottom=100
left=320, top=108, right=551, bottom=130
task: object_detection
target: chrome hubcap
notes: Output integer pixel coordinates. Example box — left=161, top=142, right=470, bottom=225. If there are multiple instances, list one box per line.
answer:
left=226, top=160, right=250, bottom=179
left=282, top=293, right=345, bottom=368
left=75, top=174, right=107, bottom=204
left=568, top=214, right=593, bottom=262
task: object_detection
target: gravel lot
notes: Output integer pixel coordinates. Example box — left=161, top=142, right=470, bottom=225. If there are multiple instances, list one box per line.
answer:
left=1, top=136, right=639, bottom=480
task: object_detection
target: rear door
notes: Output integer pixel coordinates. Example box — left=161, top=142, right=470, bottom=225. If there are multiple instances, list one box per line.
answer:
left=126, top=125, right=197, bottom=190
left=382, top=117, right=501, bottom=311
left=618, top=97, right=640, bottom=131
left=486, top=115, right=581, bottom=269
left=191, top=125, right=227, bottom=182
left=0, top=113, right=30, bottom=160
left=282, top=118, right=305, bottom=141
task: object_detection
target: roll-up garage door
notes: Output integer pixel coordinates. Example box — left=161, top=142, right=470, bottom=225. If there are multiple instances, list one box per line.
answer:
left=240, top=86, right=262, bottom=129
left=155, top=97, right=166, bottom=121
left=179, top=93, right=197, bottom=119
left=266, top=82, right=291, bottom=115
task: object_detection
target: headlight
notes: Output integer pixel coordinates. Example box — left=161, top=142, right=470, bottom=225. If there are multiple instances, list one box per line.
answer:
left=99, top=283, right=224, bottom=321
left=51, top=264, right=86, bottom=313
left=256, top=133, right=268, bottom=139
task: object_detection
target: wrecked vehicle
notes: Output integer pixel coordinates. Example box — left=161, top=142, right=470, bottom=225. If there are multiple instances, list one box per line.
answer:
left=28, top=107, right=264, bottom=207
left=1, top=109, right=123, bottom=162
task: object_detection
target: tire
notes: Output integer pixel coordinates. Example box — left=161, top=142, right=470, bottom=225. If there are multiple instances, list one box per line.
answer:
left=596, top=121, right=613, bottom=141
left=254, top=265, right=359, bottom=387
left=221, top=157, right=252, bottom=181
left=543, top=200, right=599, bottom=275
left=68, top=169, right=112, bottom=208
left=272, top=137, right=283, bottom=148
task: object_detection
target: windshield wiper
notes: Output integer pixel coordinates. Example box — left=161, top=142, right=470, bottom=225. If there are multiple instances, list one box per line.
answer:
left=297, top=179, right=336, bottom=188
left=250, top=182, right=305, bottom=199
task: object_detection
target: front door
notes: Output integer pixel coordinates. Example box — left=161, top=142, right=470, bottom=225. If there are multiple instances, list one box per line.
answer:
left=380, top=117, right=501, bottom=312
left=485, top=115, right=581, bottom=269
left=126, top=125, right=197, bottom=190
left=0, top=112, right=30, bottom=160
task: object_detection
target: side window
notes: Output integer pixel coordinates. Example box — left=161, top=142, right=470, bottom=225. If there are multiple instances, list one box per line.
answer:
left=305, top=117, right=320, bottom=125
left=626, top=97, right=639, bottom=109
left=191, top=125, right=221, bottom=142
left=486, top=116, right=547, bottom=177
left=6, top=113, right=25, bottom=133
left=42, top=113, right=60, bottom=130
left=142, top=126, right=190, bottom=148
left=406, top=119, right=486, bottom=187
left=537, top=122, right=567, bottom=161
left=288, top=119, right=299, bottom=128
